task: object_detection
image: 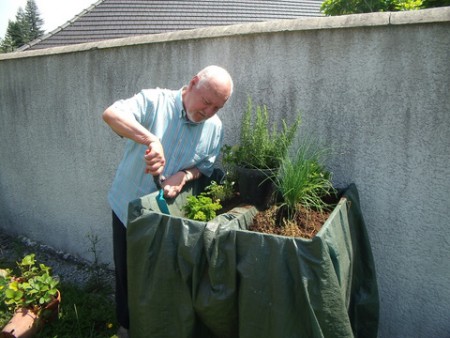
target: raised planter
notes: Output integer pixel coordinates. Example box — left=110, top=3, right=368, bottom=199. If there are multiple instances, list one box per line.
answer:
left=126, top=184, right=379, bottom=338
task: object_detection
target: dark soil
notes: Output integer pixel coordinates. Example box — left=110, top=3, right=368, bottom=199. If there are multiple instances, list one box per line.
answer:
left=249, top=205, right=332, bottom=239
left=220, top=194, right=336, bottom=239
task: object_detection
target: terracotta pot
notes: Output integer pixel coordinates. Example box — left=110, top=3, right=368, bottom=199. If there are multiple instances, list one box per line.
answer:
left=39, top=290, right=61, bottom=325
left=1, top=290, right=61, bottom=338
left=0, top=308, right=38, bottom=338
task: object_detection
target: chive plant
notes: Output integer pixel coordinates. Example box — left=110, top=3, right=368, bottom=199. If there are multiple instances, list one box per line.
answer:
left=275, top=141, right=336, bottom=219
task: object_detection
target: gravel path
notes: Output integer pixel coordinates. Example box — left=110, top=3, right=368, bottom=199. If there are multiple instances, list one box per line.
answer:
left=0, top=230, right=115, bottom=289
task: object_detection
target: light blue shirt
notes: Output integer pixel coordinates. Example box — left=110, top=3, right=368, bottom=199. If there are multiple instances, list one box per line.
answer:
left=107, top=88, right=223, bottom=225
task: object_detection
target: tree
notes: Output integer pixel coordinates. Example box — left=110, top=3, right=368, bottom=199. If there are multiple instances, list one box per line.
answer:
left=321, top=0, right=450, bottom=15
left=0, top=33, right=16, bottom=53
left=0, top=0, right=44, bottom=53
left=421, top=0, right=450, bottom=7
left=24, top=0, right=44, bottom=41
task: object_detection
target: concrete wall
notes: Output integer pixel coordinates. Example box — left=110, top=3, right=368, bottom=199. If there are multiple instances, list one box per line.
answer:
left=1, top=7, right=449, bottom=337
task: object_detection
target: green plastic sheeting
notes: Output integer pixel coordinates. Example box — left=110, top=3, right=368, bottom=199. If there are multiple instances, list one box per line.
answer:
left=126, top=184, right=379, bottom=338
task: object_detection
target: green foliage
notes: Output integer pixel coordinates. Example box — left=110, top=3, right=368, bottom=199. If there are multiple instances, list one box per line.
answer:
left=0, top=233, right=118, bottom=337
left=205, top=179, right=236, bottom=202
left=1, top=254, right=59, bottom=314
left=320, top=0, right=448, bottom=15
left=183, top=194, right=222, bottom=221
left=0, top=269, right=10, bottom=305
left=1, top=273, right=117, bottom=338
left=321, top=0, right=387, bottom=15
left=85, top=231, right=113, bottom=293
left=394, top=0, right=423, bottom=10
left=421, top=0, right=450, bottom=7
left=24, top=0, right=44, bottom=41
left=38, top=282, right=117, bottom=338
left=1, top=0, right=44, bottom=52
left=223, top=97, right=301, bottom=170
left=275, top=142, right=336, bottom=218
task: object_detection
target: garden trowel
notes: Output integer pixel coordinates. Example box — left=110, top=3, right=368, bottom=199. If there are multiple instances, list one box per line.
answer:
left=152, top=175, right=170, bottom=215
left=145, top=148, right=170, bottom=215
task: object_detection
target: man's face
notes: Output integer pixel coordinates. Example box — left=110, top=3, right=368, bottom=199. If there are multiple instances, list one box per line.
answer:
left=184, top=76, right=230, bottom=123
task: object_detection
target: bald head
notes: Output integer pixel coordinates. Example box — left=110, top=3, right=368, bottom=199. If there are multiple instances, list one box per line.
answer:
left=197, top=65, right=234, bottom=101
left=183, top=65, right=233, bottom=123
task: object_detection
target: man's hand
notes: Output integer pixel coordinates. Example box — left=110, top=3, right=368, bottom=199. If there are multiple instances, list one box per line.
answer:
left=160, top=171, right=188, bottom=198
left=144, top=141, right=165, bottom=176
left=161, top=168, right=201, bottom=198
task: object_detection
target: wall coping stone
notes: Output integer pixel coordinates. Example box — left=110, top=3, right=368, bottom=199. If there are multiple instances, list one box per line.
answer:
left=1, top=7, right=449, bottom=61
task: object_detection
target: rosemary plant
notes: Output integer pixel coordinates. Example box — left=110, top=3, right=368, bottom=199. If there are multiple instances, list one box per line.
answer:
left=224, top=97, right=301, bottom=170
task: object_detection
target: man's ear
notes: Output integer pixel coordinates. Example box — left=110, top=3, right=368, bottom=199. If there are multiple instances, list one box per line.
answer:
left=189, top=75, right=200, bottom=89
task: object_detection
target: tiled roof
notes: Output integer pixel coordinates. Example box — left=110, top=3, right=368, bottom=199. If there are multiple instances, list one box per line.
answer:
left=19, top=0, right=324, bottom=51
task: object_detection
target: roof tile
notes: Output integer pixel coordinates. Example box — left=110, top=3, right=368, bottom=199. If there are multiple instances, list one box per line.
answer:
left=19, top=0, right=324, bottom=51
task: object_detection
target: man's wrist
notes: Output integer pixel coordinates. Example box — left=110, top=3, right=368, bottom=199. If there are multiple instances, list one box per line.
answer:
left=147, top=137, right=160, bottom=146
left=181, top=169, right=193, bottom=181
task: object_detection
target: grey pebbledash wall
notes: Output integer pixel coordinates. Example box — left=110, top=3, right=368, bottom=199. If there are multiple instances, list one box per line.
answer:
left=1, top=7, right=449, bottom=338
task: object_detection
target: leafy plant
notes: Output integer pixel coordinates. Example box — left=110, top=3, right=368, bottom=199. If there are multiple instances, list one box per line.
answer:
left=223, top=97, right=301, bottom=170
left=1, top=253, right=59, bottom=314
left=85, top=230, right=113, bottom=293
left=0, top=269, right=9, bottom=306
left=275, top=141, right=336, bottom=218
left=205, top=179, right=236, bottom=202
left=0, top=231, right=117, bottom=337
left=318, top=0, right=444, bottom=16
left=183, top=193, right=222, bottom=221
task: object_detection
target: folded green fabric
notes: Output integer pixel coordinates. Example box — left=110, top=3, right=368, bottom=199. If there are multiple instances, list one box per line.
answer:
left=127, top=183, right=379, bottom=338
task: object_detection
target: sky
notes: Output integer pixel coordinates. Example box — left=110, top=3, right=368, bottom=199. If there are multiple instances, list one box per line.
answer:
left=0, top=0, right=98, bottom=39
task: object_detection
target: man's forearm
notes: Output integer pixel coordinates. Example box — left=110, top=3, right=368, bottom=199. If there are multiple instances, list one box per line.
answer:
left=181, top=167, right=202, bottom=182
left=102, top=106, right=158, bottom=146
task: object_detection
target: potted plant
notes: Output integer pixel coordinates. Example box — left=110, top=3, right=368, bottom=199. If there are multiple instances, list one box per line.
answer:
left=222, top=97, right=301, bottom=209
left=250, top=140, right=338, bottom=238
left=1, top=254, right=61, bottom=338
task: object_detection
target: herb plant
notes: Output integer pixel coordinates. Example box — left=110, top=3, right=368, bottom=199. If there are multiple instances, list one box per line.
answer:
left=1, top=254, right=59, bottom=314
left=275, top=141, right=336, bottom=218
left=205, top=179, right=235, bottom=202
left=183, top=193, right=222, bottom=221
left=223, top=97, right=301, bottom=169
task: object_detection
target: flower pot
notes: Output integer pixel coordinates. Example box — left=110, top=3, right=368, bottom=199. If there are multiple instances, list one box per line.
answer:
left=236, top=166, right=276, bottom=209
left=38, top=289, right=61, bottom=325
left=1, top=309, right=38, bottom=338
left=1, top=290, right=61, bottom=338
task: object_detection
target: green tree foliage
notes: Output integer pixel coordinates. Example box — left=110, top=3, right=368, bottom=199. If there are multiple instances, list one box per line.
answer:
left=1, top=0, right=44, bottom=53
left=321, top=0, right=450, bottom=15
left=421, top=0, right=450, bottom=7
left=24, top=0, right=45, bottom=41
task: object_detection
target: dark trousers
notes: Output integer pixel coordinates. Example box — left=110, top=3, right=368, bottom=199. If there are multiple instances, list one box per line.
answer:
left=112, top=211, right=129, bottom=329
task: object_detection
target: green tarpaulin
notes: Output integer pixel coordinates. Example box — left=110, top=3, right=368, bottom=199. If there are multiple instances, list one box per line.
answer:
left=127, top=183, right=379, bottom=338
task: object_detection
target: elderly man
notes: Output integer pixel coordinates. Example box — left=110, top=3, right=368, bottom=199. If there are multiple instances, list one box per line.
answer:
left=102, top=65, right=233, bottom=337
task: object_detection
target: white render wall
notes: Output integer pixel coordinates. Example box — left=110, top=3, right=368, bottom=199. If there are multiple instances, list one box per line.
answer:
left=1, top=7, right=449, bottom=338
